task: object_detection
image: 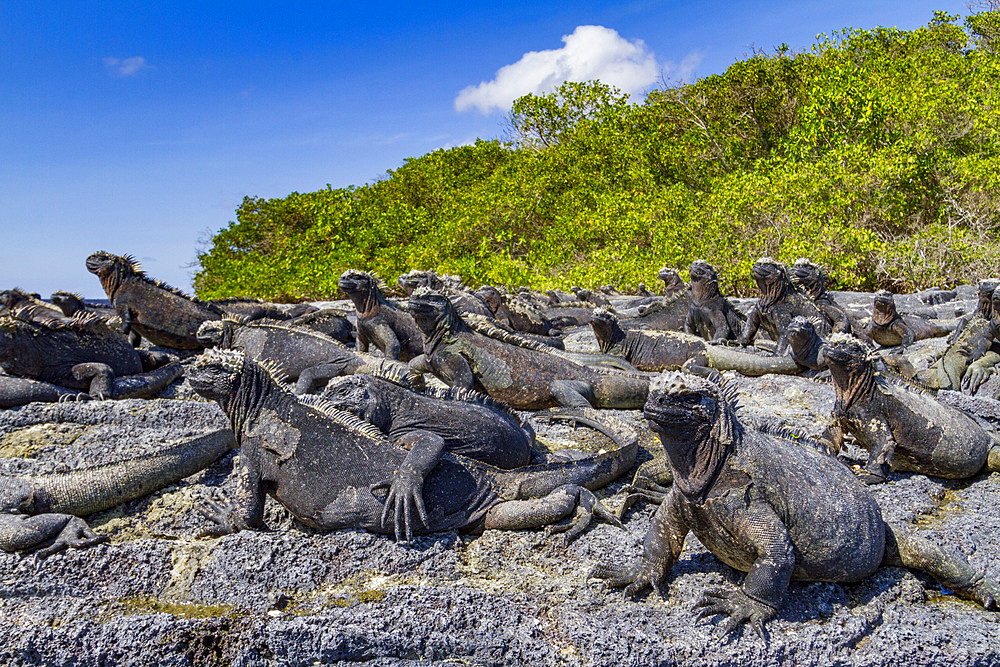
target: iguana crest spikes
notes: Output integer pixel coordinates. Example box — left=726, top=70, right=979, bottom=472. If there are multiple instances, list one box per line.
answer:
left=194, top=347, right=245, bottom=374
left=361, top=359, right=422, bottom=389
left=342, top=269, right=390, bottom=294
left=296, top=394, right=388, bottom=442
left=755, top=256, right=785, bottom=270
left=88, top=250, right=207, bottom=303
left=463, top=314, right=554, bottom=353
left=651, top=370, right=741, bottom=412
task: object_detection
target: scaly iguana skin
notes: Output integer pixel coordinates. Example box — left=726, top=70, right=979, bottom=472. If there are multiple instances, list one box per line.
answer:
left=207, top=297, right=294, bottom=322
left=50, top=291, right=116, bottom=320
left=188, top=350, right=637, bottom=542
left=338, top=270, right=424, bottom=361
left=822, top=335, right=1000, bottom=484
left=867, top=290, right=955, bottom=348
left=285, top=308, right=356, bottom=345
left=0, top=429, right=235, bottom=556
left=86, top=251, right=225, bottom=349
left=0, top=289, right=65, bottom=323
left=0, top=311, right=181, bottom=407
left=621, top=270, right=691, bottom=332
left=964, top=290, right=1000, bottom=397
left=408, top=290, right=649, bottom=410
left=591, top=372, right=1000, bottom=634
left=475, top=285, right=566, bottom=344
left=398, top=270, right=494, bottom=318
left=913, top=279, right=998, bottom=391
left=590, top=309, right=802, bottom=376
left=788, top=258, right=854, bottom=334
left=196, top=317, right=369, bottom=394
left=684, top=260, right=745, bottom=342
left=739, top=257, right=832, bottom=352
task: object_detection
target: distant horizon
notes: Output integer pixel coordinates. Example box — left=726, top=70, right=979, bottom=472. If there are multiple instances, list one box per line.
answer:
left=2, top=1, right=972, bottom=298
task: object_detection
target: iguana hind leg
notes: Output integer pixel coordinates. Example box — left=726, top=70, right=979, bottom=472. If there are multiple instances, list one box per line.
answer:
left=549, top=380, right=595, bottom=408
left=883, top=521, right=1000, bottom=609
left=483, top=484, right=621, bottom=544
left=0, top=513, right=107, bottom=557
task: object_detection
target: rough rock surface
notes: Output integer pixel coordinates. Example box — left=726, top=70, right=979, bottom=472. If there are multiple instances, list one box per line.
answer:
left=1, top=292, right=998, bottom=666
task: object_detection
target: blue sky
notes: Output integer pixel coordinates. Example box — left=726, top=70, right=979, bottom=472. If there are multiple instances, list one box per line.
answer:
left=1, top=1, right=971, bottom=297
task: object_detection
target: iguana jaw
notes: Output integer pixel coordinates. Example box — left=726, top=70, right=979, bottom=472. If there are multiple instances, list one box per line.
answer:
left=336, top=272, right=369, bottom=296
left=643, top=385, right=717, bottom=445
left=658, top=268, right=682, bottom=291
left=872, top=291, right=897, bottom=325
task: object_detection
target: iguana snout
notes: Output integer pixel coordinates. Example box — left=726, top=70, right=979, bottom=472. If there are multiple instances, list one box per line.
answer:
left=643, top=372, right=718, bottom=435
left=187, top=349, right=245, bottom=400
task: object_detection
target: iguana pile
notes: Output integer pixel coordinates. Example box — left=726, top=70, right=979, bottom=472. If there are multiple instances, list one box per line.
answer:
left=338, top=269, right=424, bottom=361
left=50, top=291, right=116, bottom=320
left=867, top=289, right=955, bottom=348
left=0, top=310, right=181, bottom=407
left=188, top=349, right=637, bottom=542
left=196, top=317, right=369, bottom=394
left=0, top=289, right=64, bottom=323
left=285, top=308, right=356, bottom=344
left=823, top=334, right=1000, bottom=484
left=475, top=285, right=566, bottom=343
left=86, top=251, right=225, bottom=349
left=788, top=258, right=854, bottom=334
left=398, top=269, right=494, bottom=317
left=591, top=372, right=999, bottom=634
left=0, top=430, right=235, bottom=556
left=739, top=257, right=832, bottom=352
left=407, top=289, right=649, bottom=410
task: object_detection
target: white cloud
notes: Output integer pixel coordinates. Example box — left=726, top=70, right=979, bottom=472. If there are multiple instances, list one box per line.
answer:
left=455, top=25, right=660, bottom=114
left=103, top=56, right=149, bottom=77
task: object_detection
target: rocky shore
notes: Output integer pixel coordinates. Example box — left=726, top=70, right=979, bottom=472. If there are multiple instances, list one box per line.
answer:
left=1, top=289, right=997, bottom=667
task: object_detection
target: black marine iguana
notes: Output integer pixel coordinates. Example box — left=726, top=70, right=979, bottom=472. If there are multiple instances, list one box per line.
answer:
left=285, top=308, right=356, bottom=345
left=684, top=260, right=745, bottom=342
left=398, top=270, right=494, bottom=318
left=590, top=308, right=803, bottom=376
left=408, top=290, right=649, bottom=410
left=0, top=429, right=235, bottom=556
left=50, top=291, right=116, bottom=320
left=474, top=285, right=566, bottom=343
left=788, top=258, right=853, bottom=334
left=591, top=372, right=999, bottom=634
left=0, top=289, right=65, bottom=323
left=86, top=251, right=225, bottom=349
left=0, top=311, right=181, bottom=407
left=196, top=317, right=368, bottom=394
left=823, top=335, right=1000, bottom=484
left=866, top=290, right=955, bottom=348
left=621, top=270, right=691, bottom=332
left=739, top=257, right=832, bottom=352
left=338, top=269, right=424, bottom=361
left=188, top=349, right=637, bottom=542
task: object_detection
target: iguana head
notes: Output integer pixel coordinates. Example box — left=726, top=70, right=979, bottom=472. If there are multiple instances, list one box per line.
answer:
left=786, top=316, right=818, bottom=347
left=872, top=290, right=898, bottom=325
left=397, top=269, right=442, bottom=296
left=645, top=372, right=742, bottom=501
left=751, top=257, right=789, bottom=306
left=0, top=477, right=36, bottom=515
left=187, top=348, right=246, bottom=402
left=687, top=260, right=720, bottom=302
left=658, top=268, right=683, bottom=292
left=979, top=279, right=999, bottom=319
left=823, top=334, right=876, bottom=410
left=475, top=285, right=504, bottom=312
left=338, top=270, right=383, bottom=297
left=196, top=319, right=238, bottom=349
left=322, top=374, right=383, bottom=424
left=85, top=251, right=138, bottom=279
left=408, top=288, right=459, bottom=345
left=589, top=308, right=622, bottom=352
left=788, top=258, right=826, bottom=299
left=50, top=291, right=85, bottom=316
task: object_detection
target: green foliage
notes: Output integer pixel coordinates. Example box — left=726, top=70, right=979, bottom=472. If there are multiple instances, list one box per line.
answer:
left=195, top=10, right=1000, bottom=300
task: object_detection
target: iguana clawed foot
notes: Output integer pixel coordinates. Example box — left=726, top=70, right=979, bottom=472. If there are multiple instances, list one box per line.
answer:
left=376, top=467, right=429, bottom=543
left=694, top=587, right=776, bottom=637
left=589, top=559, right=666, bottom=599
left=24, top=516, right=108, bottom=558
left=543, top=487, right=621, bottom=546
left=197, top=497, right=244, bottom=537
left=965, top=575, right=1000, bottom=610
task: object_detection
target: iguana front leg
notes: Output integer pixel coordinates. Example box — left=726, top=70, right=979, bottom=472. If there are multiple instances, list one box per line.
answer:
left=375, top=431, right=445, bottom=542
left=591, top=488, right=688, bottom=598
left=738, top=308, right=763, bottom=347
left=72, top=362, right=115, bottom=400
left=849, top=410, right=897, bottom=484
left=118, top=308, right=142, bottom=347
left=198, top=452, right=265, bottom=536
left=0, top=512, right=107, bottom=557
left=373, top=323, right=402, bottom=359
left=962, top=351, right=1000, bottom=395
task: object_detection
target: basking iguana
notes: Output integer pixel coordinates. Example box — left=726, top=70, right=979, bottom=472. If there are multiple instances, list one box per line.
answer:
left=571, top=286, right=612, bottom=308
left=0, top=429, right=235, bottom=556
left=207, top=297, right=294, bottom=322
left=86, top=251, right=225, bottom=349
left=866, top=290, right=955, bottom=348
left=50, top=291, right=116, bottom=320
left=621, top=271, right=691, bottom=332
left=684, top=260, right=745, bottom=342
left=788, top=258, right=853, bottom=334
left=0, top=289, right=65, bottom=323
left=738, top=257, right=832, bottom=352
left=285, top=308, right=356, bottom=345
left=196, top=317, right=369, bottom=394
left=912, top=279, right=999, bottom=391
left=338, top=269, right=424, bottom=361
left=591, top=372, right=1000, bottom=634
left=408, top=290, right=649, bottom=410
left=398, top=269, right=494, bottom=318
left=475, top=285, right=566, bottom=342
left=0, top=310, right=182, bottom=407
left=188, top=349, right=637, bottom=542
left=822, top=335, right=1000, bottom=484
left=963, top=289, right=1000, bottom=396
left=590, top=308, right=802, bottom=376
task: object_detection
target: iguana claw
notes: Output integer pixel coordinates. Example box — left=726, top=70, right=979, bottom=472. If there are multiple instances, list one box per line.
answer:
left=694, top=588, right=774, bottom=637
left=377, top=468, right=428, bottom=543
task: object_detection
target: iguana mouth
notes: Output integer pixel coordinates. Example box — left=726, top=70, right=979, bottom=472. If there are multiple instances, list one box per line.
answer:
left=643, top=404, right=695, bottom=426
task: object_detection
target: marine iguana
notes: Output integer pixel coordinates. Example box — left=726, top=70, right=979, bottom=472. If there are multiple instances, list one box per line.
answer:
left=0, top=289, right=65, bottom=323
left=338, top=269, right=424, bottom=361
left=474, top=285, right=566, bottom=343
left=50, top=291, right=116, bottom=320
left=571, top=286, right=612, bottom=308
left=960, top=289, right=1000, bottom=397
left=684, top=260, right=745, bottom=342
left=0, top=429, right=235, bottom=556
left=590, top=308, right=802, bottom=376
left=398, top=270, right=494, bottom=318
left=285, top=308, right=356, bottom=344
left=822, top=335, right=1000, bottom=484
left=788, top=258, right=853, bottom=334
left=591, top=372, right=1000, bottom=634
left=188, top=349, right=637, bottom=543
left=86, top=251, right=225, bottom=349
left=866, top=290, right=955, bottom=348
left=408, top=289, right=649, bottom=410
left=738, top=257, right=832, bottom=352
left=912, top=280, right=999, bottom=391
left=0, top=311, right=181, bottom=407
left=196, top=317, right=368, bottom=394
left=207, top=297, right=294, bottom=322
left=621, top=271, right=691, bottom=332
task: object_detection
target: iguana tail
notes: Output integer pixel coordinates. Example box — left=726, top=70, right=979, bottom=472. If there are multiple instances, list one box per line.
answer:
left=704, top=345, right=803, bottom=376
left=493, top=408, right=638, bottom=499
left=17, top=429, right=236, bottom=517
